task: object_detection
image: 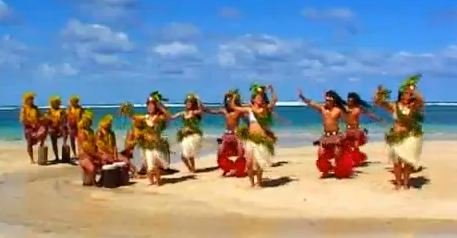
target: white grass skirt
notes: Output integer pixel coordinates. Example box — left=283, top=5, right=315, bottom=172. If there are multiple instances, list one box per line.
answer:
left=142, top=149, right=170, bottom=172
left=388, top=136, right=423, bottom=169
left=181, top=134, right=202, bottom=158
left=244, top=140, right=272, bottom=171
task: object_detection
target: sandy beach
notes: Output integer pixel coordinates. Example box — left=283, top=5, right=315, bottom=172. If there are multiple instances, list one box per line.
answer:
left=1, top=140, right=457, bottom=237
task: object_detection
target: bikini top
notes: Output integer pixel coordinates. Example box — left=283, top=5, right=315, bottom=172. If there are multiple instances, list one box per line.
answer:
left=248, top=110, right=258, bottom=123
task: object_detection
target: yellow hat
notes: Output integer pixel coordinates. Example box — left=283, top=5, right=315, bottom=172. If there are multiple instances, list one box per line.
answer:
left=22, top=92, right=36, bottom=103
left=70, top=95, right=80, bottom=104
left=99, top=114, right=114, bottom=128
left=49, top=96, right=62, bottom=106
left=78, top=115, right=92, bottom=130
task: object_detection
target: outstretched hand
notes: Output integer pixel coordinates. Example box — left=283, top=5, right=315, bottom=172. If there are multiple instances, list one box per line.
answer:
left=297, top=89, right=304, bottom=99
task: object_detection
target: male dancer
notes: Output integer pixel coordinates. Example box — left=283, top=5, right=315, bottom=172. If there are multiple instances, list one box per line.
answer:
left=344, top=92, right=380, bottom=166
left=298, top=89, right=353, bottom=178
left=205, top=89, right=247, bottom=177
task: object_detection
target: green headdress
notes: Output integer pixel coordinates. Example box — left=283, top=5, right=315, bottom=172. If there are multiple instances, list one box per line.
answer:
left=119, top=102, right=134, bottom=118
left=225, top=89, right=240, bottom=100
left=400, top=74, right=421, bottom=92
left=148, top=91, right=168, bottom=103
left=249, top=83, right=266, bottom=96
left=82, top=110, right=94, bottom=120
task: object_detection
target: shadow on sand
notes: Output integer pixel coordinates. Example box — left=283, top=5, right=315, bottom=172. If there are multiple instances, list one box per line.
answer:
left=389, top=176, right=430, bottom=190
left=195, top=166, right=219, bottom=173
left=262, top=176, right=296, bottom=187
left=162, top=175, right=196, bottom=184
left=271, top=161, right=289, bottom=167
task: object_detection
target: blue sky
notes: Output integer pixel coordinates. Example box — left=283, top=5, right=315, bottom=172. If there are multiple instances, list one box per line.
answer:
left=1, top=0, right=457, bottom=105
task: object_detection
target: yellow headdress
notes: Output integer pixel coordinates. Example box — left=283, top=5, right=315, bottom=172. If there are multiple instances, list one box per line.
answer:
left=49, top=96, right=62, bottom=108
left=22, top=92, right=35, bottom=104
left=99, top=114, right=114, bottom=129
left=78, top=110, right=94, bottom=129
left=70, top=95, right=80, bottom=104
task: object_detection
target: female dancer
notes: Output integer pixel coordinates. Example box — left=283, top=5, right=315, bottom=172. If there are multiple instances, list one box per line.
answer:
left=374, top=74, right=424, bottom=190
left=230, top=84, right=278, bottom=187
left=20, top=92, right=48, bottom=163
left=46, top=96, right=68, bottom=162
left=95, top=114, right=118, bottom=164
left=137, top=91, right=171, bottom=185
left=77, top=111, right=100, bottom=186
left=172, top=93, right=204, bottom=173
left=67, top=95, right=84, bottom=158
left=205, top=89, right=246, bottom=177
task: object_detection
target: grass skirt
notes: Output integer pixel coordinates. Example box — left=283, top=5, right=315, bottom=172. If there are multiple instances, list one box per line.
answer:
left=388, top=135, right=423, bottom=169
left=142, top=148, right=170, bottom=172
left=244, top=140, right=272, bottom=171
left=181, top=133, right=202, bottom=158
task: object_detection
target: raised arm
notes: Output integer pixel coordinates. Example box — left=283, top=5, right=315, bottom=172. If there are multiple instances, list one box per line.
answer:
left=373, top=86, right=395, bottom=113
left=229, top=97, right=251, bottom=113
left=268, top=85, right=278, bottom=110
left=297, top=89, right=322, bottom=112
left=157, top=101, right=172, bottom=120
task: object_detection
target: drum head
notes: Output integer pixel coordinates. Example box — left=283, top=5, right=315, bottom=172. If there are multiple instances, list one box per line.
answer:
left=102, top=164, right=116, bottom=170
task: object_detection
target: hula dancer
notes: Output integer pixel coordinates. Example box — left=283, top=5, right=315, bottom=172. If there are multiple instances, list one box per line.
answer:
left=344, top=92, right=381, bottom=166
left=172, top=93, right=204, bottom=173
left=374, top=74, right=424, bottom=190
left=137, top=92, right=171, bottom=185
left=205, top=89, right=247, bottom=177
left=67, top=95, right=84, bottom=158
left=230, top=84, right=278, bottom=187
left=45, top=96, right=68, bottom=162
left=77, top=111, right=100, bottom=186
left=95, top=114, right=118, bottom=164
left=298, top=89, right=353, bottom=179
left=20, top=92, right=48, bottom=164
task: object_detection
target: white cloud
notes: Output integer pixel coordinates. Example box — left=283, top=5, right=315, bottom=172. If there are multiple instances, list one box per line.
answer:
left=61, top=19, right=133, bottom=67
left=153, top=42, right=198, bottom=57
left=0, top=34, right=27, bottom=69
left=301, top=7, right=354, bottom=21
left=38, top=63, right=79, bottom=78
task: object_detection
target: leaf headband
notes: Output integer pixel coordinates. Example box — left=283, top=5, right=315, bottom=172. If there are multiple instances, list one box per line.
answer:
left=400, top=74, right=421, bottom=92
left=185, top=93, right=199, bottom=102
left=225, top=89, right=240, bottom=100
left=250, top=83, right=266, bottom=96
left=148, top=91, right=168, bottom=102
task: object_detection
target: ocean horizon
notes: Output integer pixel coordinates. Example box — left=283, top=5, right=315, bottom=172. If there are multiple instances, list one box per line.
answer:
left=1, top=103, right=457, bottom=147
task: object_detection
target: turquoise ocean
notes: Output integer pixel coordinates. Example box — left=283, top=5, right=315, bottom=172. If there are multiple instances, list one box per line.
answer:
left=1, top=102, right=457, bottom=147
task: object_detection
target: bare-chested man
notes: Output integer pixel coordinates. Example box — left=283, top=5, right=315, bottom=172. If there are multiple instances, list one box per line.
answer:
left=205, top=89, right=247, bottom=177
left=344, top=92, right=381, bottom=166
left=298, top=89, right=353, bottom=178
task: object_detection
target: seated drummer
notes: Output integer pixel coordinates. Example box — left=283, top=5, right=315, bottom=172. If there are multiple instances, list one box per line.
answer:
left=77, top=111, right=101, bottom=186
left=95, top=114, right=119, bottom=164
left=119, top=116, right=145, bottom=176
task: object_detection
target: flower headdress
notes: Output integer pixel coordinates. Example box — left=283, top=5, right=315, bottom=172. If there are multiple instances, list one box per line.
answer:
left=400, top=74, right=421, bottom=92
left=224, top=89, right=240, bottom=101
left=22, top=91, right=36, bottom=104
left=185, top=93, right=199, bottom=103
left=99, top=114, right=114, bottom=129
left=249, top=83, right=266, bottom=96
left=148, top=91, right=168, bottom=103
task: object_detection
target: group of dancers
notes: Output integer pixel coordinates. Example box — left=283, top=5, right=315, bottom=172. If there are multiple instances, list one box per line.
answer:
left=19, top=74, right=424, bottom=189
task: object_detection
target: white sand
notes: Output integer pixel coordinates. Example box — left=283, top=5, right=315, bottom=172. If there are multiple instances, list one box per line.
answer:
left=0, top=140, right=457, bottom=237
